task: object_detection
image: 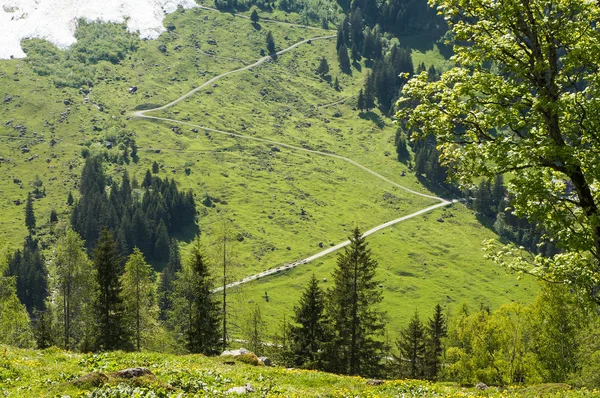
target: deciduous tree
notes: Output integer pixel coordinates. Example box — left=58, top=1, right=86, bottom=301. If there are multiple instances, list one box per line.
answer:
left=399, top=0, right=600, bottom=301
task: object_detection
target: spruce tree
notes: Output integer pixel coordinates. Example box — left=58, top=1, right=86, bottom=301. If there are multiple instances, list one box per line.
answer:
left=337, top=43, right=351, bottom=74
left=152, top=161, right=159, bottom=174
left=396, top=310, right=426, bottom=379
left=316, top=57, right=330, bottom=78
left=244, top=304, right=266, bottom=355
left=290, top=274, right=330, bottom=369
left=357, top=89, right=366, bottom=112
left=158, top=239, right=181, bottom=321
left=67, top=191, right=74, bottom=206
left=154, top=221, right=170, bottom=263
left=172, top=238, right=220, bottom=354
left=266, top=31, right=276, bottom=55
left=250, top=9, right=259, bottom=23
left=93, top=228, right=128, bottom=351
left=424, top=304, right=447, bottom=380
left=24, top=193, right=36, bottom=235
left=326, top=227, right=385, bottom=376
left=333, top=76, right=340, bottom=91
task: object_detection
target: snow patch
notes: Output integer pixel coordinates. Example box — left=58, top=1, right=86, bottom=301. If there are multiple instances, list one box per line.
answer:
left=0, top=0, right=197, bottom=59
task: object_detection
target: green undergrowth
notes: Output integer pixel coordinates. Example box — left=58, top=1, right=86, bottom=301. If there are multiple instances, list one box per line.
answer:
left=0, top=346, right=595, bottom=397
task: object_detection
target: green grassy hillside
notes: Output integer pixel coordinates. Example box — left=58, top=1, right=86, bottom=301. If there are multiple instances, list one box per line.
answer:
left=0, top=5, right=536, bottom=334
left=0, top=345, right=594, bottom=397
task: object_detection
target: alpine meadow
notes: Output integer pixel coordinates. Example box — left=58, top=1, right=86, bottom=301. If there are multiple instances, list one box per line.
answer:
left=0, top=0, right=599, bottom=396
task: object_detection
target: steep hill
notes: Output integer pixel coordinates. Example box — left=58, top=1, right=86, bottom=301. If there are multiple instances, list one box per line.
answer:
left=0, top=4, right=537, bottom=334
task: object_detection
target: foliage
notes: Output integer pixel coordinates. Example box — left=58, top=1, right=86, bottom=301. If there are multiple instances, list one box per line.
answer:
left=395, top=310, right=426, bottom=379
left=5, top=238, right=47, bottom=315
left=24, top=193, right=36, bottom=235
left=170, top=238, right=220, bottom=355
left=399, top=0, right=600, bottom=301
left=290, top=274, right=330, bottom=369
left=0, top=243, right=34, bottom=348
left=22, top=21, right=139, bottom=88
left=52, top=229, right=96, bottom=350
left=325, top=227, right=385, bottom=376
left=120, top=248, right=158, bottom=351
left=92, top=228, right=129, bottom=351
left=71, top=157, right=196, bottom=265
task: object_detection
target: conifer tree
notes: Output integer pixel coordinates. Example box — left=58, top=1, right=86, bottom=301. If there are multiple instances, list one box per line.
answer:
left=154, top=221, right=170, bottom=263
left=171, top=238, right=220, bottom=354
left=357, top=89, right=366, bottom=112
left=7, top=239, right=47, bottom=315
left=93, top=228, right=128, bottom=351
left=326, top=227, right=385, bottom=376
left=152, top=161, right=159, bottom=174
left=0, top=262, right=35, bottom=348
left=424, top=304, right=447, bottom=380
left=120, top=248, right=156, bottom=351
left=396, top=310, right=426, bottom=379
left=67, top=191, right=74, bottom=206
left=250, top=9, right=259, bottom=23
left=290, top=274, right=330, bottom=369
left=316, top=57, right=330, bottom=78
left=337, top=43, right=351, bottom=74
left=24, top=193, right=36, bottom=235
left=158, top=239, right=181, bottom=321
left=266, top=31, right=276, bottom=55
left=333, top=76, right=340, bottom=91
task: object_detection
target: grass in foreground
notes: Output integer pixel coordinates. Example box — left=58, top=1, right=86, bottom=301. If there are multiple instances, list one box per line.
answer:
left=0, top=345, right=595, bottom=397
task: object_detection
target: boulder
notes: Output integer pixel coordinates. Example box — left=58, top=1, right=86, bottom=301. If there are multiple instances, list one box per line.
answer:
left=116, top=367, right=153, bottom=379
left=366, top=379, right=385, bottom=386
left=226, top=383, right=255, bottom=394
left=475, top=382, right=489, bottom=390
left=221, top=347, right=251, bottom=357
left=258, top=356, right=272, bottom=366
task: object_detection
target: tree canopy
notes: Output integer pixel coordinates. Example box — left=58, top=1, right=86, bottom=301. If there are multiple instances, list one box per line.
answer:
left=398, top=0, right=600, bottom=302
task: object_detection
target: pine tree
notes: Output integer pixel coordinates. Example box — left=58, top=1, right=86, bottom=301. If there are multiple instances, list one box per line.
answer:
left=154, top=221, right=170, bottom=263
left=424, top=304, right=447, bottom=380
left=337, top=43, right=351, bottom=74
left=396, top=310, right=426, bottom=379
left=171, top=238, right=220, bottom=354
left=326, top=227, right=385, bottom=376
left=49, top=209, right=58, bottom=224
left=7, top=239, right=47, bottom=315
left=266, top=31, right=276, bottom=55
left=54, top=229, right=95, bottom=350
left=24, top=193, right=36, bottom=235
left=395, top=130, right=410, bottom=162
left=250, top=9, right=259, bottom=23
left=93, top=228, right=128, bottom=351
left=333, top=76, right=340, bottom=91
left=290, top=274, right=330, bottom=369
left=120, top=248, right=156, bottom=351
left=158, top=239, right=181, bottom=321
left=357, top=89, right=366, bottom=112
left=142, top=170, right=153, bottom=188
left=316, top=57, right=330, bottom=78
left=364, top=71, right=376, bottom=111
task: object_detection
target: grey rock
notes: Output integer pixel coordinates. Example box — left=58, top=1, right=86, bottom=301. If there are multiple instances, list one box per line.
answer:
left=475, top=382, right=489, bottom=390
left=226, top=383, right=254, bottom=394
left=258, top=356, right=272, bottom=366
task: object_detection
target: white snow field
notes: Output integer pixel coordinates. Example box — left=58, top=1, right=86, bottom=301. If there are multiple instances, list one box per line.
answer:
left=0, top=0, right=197, bottom=59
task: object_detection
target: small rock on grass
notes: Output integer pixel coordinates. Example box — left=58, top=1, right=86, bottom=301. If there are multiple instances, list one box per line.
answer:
left=226, top=383, right=255, bottom=394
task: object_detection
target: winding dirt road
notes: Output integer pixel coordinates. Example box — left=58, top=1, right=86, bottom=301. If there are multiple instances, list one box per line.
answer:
left=132, top=8, right=453, bottom=290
